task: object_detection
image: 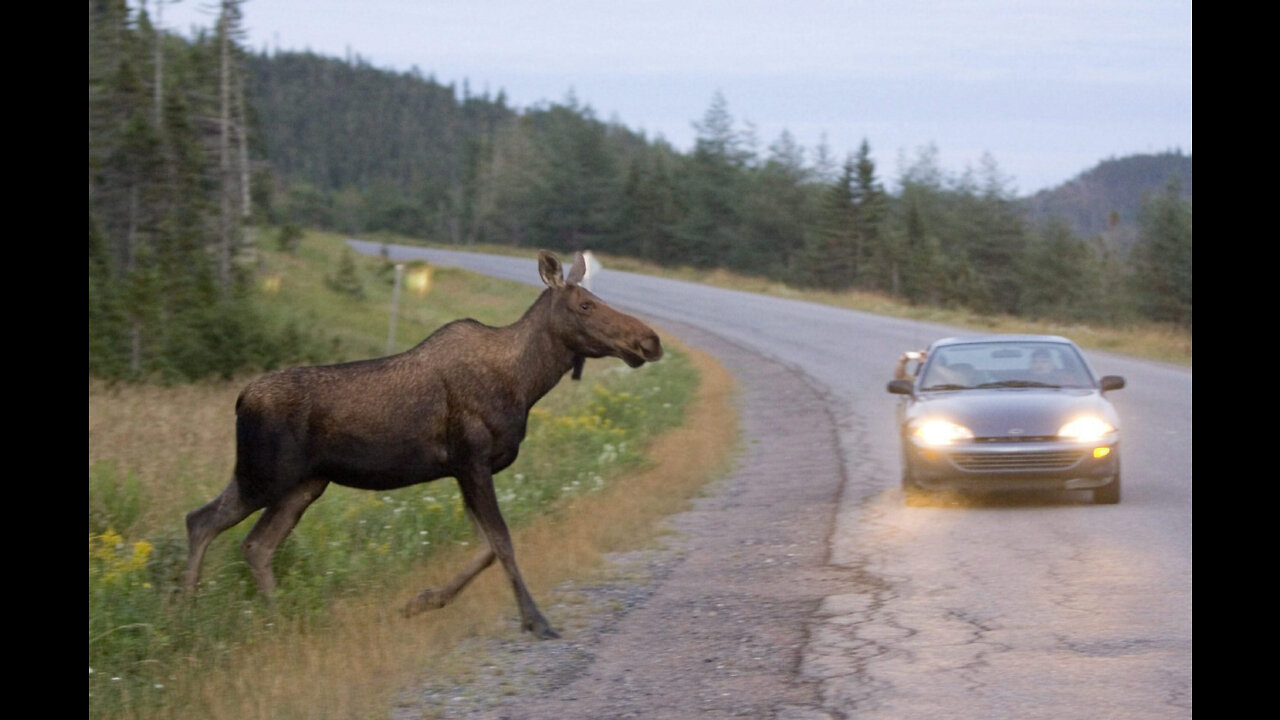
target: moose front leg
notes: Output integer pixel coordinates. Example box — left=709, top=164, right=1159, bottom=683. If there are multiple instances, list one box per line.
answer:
left=457, top=468, right=559, bottom=639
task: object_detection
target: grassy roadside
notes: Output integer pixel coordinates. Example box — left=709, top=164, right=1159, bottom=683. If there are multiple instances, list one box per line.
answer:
left=359, top=231, right=1192, bottom=367
left=170, top=339, right=735, bottom=720
left=88, top=232, right=739, bottom=719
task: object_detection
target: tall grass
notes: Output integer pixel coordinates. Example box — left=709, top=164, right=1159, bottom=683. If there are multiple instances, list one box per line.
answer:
left=88, top=233, right=710, bottom=719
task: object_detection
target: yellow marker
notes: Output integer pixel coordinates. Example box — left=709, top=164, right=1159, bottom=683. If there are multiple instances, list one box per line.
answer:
left=262, top=273, right=282, bottom=295
left=407, top=265, right=432, bottom=298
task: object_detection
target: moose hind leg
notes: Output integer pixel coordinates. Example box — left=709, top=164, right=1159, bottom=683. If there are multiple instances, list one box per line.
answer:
left=458, top=471, right=559, bottom=639
left=183, top=479, right=260, bottom=594
left=240, top=478, right=329, bottom=597
left=403, top=544, right=496, bottom=618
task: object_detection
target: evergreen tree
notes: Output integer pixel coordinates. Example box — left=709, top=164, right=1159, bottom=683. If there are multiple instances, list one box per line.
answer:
left=798, top=140, right=887, bottom=291
left=955, top=155, right=1028, bottom=314
left=852, top=140, right=889, bottom=291
left=1129, top=179, right=1192, bottom=328
left=277, top=222, right=303, bottom=252
left=891, top=146, right=951, bottom=304
left=737, top=130, right=812, bottom=276
left=674, top=93, right=748, bottom=267
left=1021, top=217, right=1104, bottom=321
left=523, top=99, right=617, bottom=250
left=327, top=248, right=366, bottom=299
left=612, top=143, right=682, bottom=261
left=462, top=116, right=540, bottom=245
left=800, top=155, right=858, bottom=289
left=89, top=1, right=321, bottom=381
left=894, top=188, right=949, bottom=305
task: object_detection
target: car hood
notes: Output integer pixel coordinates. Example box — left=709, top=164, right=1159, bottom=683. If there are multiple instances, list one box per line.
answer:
left=908, top=388, right=1118, bottom=438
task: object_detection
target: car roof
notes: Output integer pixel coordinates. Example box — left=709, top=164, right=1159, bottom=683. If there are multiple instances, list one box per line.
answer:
left=927, top=334, right=1078, bottom=350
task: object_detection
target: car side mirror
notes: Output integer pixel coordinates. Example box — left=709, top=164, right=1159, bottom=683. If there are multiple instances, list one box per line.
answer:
left=887, top=379, right=914, bottom=395
left=1099, top=375, right=1125, bottom=392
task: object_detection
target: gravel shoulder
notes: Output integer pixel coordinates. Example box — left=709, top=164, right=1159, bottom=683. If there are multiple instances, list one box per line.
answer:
left=391, top=319, right=850, bottom=720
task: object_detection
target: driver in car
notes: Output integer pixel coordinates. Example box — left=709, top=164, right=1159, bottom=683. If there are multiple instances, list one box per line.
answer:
left=1027, top=348, right=1076, bottom=385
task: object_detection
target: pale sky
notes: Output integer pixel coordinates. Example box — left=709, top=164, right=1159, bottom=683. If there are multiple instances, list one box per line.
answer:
left=148, top=0, right=1192, bottom=195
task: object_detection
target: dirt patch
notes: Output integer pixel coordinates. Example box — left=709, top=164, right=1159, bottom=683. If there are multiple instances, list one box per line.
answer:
left=392, top=320, right=848, bottom=720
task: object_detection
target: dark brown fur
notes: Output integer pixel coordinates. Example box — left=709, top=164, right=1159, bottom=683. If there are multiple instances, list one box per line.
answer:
left=181, top=251, right=662, bottom=638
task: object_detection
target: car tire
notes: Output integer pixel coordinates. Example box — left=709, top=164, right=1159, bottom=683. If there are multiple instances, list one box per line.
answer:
left=902, top=456, right=932, bottom=507
left=1093, top=470, right=1121, bottom=505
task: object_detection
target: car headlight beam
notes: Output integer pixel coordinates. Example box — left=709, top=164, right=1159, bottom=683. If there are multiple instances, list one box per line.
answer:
left=1058, top=416, right=1116, bottom=442
left=914, top=419, right=974, bottom=446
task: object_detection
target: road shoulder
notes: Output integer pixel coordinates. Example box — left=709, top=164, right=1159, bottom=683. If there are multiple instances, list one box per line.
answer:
left=391, top=318, right=849, bottom=720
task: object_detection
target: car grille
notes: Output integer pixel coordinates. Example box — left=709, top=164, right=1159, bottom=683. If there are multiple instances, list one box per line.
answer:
left=950, top=449, right=1085, bottom=472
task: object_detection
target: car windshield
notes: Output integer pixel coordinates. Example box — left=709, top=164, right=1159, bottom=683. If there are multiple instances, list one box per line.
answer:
left=918, top=342, right=1093, bottom=390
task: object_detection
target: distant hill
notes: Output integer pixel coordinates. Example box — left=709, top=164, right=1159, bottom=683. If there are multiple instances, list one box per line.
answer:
left=1021, top=151, right=1192, bottom=252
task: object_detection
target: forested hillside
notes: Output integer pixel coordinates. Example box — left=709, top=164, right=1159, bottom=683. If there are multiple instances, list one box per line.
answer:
left=1022, top=152, right=1193, bottom=252
left=89, top=4, right=1192, bottom=385
left=247, top=52, right=517, bottom=239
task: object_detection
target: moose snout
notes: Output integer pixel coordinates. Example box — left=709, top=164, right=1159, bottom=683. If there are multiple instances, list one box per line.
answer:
left=640, top=333, right=663, bottom=362
left=614, top=330, right=662, bottom=368
left=622, top=331, right=661, bottom=367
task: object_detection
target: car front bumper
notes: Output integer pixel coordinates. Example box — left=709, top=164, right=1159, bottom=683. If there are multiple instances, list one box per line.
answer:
left=906, top=437, right=1120, bottom=492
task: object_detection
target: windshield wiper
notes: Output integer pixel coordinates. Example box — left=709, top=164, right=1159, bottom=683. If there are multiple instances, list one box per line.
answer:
left=920, top=383, right=970, bottom=391
left=975, top=380, right=1061, bottom=389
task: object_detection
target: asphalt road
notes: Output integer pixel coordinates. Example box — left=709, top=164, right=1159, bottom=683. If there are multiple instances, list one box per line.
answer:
left=355, top=242, right=1192, bottom=718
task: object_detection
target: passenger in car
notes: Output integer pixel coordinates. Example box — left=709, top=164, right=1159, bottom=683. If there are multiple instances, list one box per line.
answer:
left=894, top=350, right=927, bottom=380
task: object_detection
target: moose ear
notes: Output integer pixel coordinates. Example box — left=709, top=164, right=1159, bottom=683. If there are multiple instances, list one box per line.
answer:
left=565, top=252, right=587, bottom=286
left=538, top=251, right=564, bottom=289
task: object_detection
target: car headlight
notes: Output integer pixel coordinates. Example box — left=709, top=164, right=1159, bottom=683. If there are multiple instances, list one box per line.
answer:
left=1058, top=416, right=1116, bottom=442
left=914, top=419, right=974, bottom=446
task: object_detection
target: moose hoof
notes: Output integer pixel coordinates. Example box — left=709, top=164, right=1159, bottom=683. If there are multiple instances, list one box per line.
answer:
left=402, top=589, right=448, bottom=618
left=525, top=616, right=561, bottom=640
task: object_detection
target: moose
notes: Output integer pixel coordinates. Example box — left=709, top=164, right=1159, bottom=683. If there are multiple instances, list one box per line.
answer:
left=182, top=250, right=662, bottom=638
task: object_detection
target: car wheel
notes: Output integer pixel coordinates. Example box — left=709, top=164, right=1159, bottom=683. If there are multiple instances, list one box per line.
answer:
left=902, top=455, right=931, bottom=506
left=1093, top=471, right=1121, bottom=505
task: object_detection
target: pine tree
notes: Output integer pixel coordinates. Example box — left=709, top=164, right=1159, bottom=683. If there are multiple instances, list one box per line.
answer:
left=737, top=130, right=811, bottom=276
left=851, top=140, right=888, bottom=290
left=891, top=146, right=951, bottom=304
left=960, top=154, right=1029, bottom=314
left=674, top=93, right=748, bottom=267
left=216, top=0, right=250, bottom=295
left=524, top=99, right=617, bottom=250
left=89, top=1, right=322, bottom=380
left=1129, top=179, right=1192, bottom=328
left=800, top=156, right=858, bottom=289
left=895, top=189, right=949, bottom=305
left=612, top=145, right=682, bottom=261
left=327, top=248, right=366, bottom=298
left=1021, top=217, right=1104, bottom=321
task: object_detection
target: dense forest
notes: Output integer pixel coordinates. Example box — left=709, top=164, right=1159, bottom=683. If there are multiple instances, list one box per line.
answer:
left=89, top=4, right=1191, bottom=380
left=89, top=0, right=325, bottom=380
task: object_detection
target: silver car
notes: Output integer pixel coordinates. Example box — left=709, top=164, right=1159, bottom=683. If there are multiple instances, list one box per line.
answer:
left=887, top=335, right=1125, bottom=504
